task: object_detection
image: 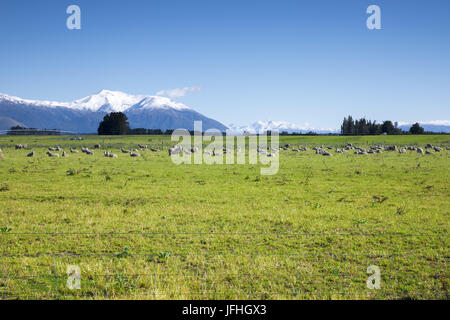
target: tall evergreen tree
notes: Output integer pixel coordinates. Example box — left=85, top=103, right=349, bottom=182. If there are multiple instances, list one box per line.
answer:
left=98, top=112, right=130, bottom=135
left=409, top=122, right=424, bottom=134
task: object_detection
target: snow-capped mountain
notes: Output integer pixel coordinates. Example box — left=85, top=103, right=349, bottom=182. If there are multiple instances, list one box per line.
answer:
left=227, top=121, right=339, bottom=134
left=0, top=90, right=226, bottom=133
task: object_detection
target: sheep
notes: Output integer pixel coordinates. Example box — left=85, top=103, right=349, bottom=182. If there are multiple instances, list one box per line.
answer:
left=46, top=151, right=59, bottom=157
left=94, top=144, right=101, bottom=149
left=15, top=144, right=25, bottom=150
left=398, top=148, right=407, bottom=154
left=169, top=147, right=180, bottom=156
left=385, top=145, right=397, bottom=151
left=48, top=147, right=58, bottom=151
left=85, top=149, right=94, bottom=155
left=121, top=148, right=130, bottom=153
left=322, top=151, right=332, bottom=156
left=130, top=152, right=141, bottom=157
left=27, top=151, right=35, bottom=157
left=150, top=148, right=159, bottom=152
left=138, top=144, right=148, bottom=150
left=425, top=150, right=434, bottom=155
left=70, top=148, right=79, bottom=153
left=417, top=148, right=424, bottom=155
left=434, top=147, right=442, bottom=152
left=62, top=151, right=68, bottom=157
left=104, top=151, right=117, bottom=158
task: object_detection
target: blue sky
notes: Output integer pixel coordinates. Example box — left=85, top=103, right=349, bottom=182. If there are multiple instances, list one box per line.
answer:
left=0, top=0, right=449, bottom=128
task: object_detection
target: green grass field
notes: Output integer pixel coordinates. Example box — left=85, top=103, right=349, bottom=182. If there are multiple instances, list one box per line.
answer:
left=0, top=134, right=449, bottom=299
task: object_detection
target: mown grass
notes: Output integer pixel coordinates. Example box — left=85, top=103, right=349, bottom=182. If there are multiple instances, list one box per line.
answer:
left=0, top=134, right=449, bottom=300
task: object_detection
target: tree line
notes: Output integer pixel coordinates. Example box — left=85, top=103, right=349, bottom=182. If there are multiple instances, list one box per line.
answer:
left=341, top=116, right=425, bottom=135
left=97, top=112, right=175, bottom=135
left=97, top=112, right=429, bottom=136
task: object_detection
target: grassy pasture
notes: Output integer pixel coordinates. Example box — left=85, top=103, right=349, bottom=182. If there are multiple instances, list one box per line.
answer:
left=0, top=134, right=449, bottom=299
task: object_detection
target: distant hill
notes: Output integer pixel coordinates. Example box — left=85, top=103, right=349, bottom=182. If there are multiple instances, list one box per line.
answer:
left=0, top=117, right=26, bottom=131
left=398, top=122, right=450, bottom=133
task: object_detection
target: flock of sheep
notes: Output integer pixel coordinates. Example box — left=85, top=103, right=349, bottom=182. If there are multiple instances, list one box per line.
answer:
left=1, top=143, right=160, bottom=158
left=1, top=142, right=448, bottom=159
left=283, top=143, right=448, bottom=156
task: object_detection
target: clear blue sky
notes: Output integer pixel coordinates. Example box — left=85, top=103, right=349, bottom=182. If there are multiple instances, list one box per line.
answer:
left=0, top=0, right=449, bottom=128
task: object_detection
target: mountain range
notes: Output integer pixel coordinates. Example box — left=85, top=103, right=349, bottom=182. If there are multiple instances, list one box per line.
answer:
left=0, top=90, right=227, bottom=133
left=226, top=121, right=339, bottom=134
left=1, top=90, right=449, bottom=134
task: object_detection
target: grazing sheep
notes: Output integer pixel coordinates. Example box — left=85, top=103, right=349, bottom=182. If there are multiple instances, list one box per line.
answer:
left=94, top=144, right=101, bottom=149
left=130, top=152, right=141, bottom=157
left=85, top=149, right=94, bottom=155
left=104, top=151, right=117, bottom=158
left=398, top=148, right=407, bottom=154
left=425, top=150, right=434, bottom=155
left=169, top=147, right=180, bottom=156
left=46, top=151, right=59, bottom=157
left=322, top=151, right=332, bottom=156
left=121, top=148, right=130, bottom=153
left=138, top=144, right=148, bottom=150
left=48, top=147, right=57, bottom=151
left=446, top=147, right=450, bottom=151
left=70, top=148, right=79, bottom=153
left=27, top=151, right=35, bottom=157
left=150, top=148, right=159, bottom=152
left=385, top=145, right=397, bottom=151
left=426, top=144, right=433, bottom=149
left=434, top=146, right=442, bottom=152
left=81, top=147, right=88, bottom=153
left=15, top=144, right=25, bottom=150
left=62, top=151, right=68, bottom=157
left=417, top=148, right=424, bottom=155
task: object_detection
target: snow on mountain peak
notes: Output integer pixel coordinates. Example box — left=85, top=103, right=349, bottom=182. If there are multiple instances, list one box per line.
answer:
left=0, top=90, right=191, bottom=113
left=131, top=96, right=191, bottom=111
left=227, top=120, right=339, bottom=134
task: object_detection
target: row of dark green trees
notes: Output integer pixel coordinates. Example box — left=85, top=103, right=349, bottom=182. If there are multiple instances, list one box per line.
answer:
left=97, top=112, right=175, bottom=135
left=97, top=112, right=428, bottom=136
left=341, top=116, right=424, bottom=135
